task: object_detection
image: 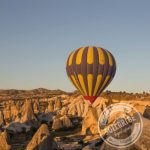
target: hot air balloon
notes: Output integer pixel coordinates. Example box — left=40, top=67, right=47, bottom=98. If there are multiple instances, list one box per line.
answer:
left=66, top=46, right=116, bottom=104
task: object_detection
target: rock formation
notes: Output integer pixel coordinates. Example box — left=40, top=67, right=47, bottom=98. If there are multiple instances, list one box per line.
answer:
left=7, top=100, right=39, bottom=133
left=26, top=124, right=58, bottom=150
left=60, top=115, right=73, bottom=128
left=16, top=100, right=37, bottom=123
left=10, top=101, right=19, bottom=121
left=52, top=117, right=63, bottom=130
left=52, top=115, right=72, bottom=130
left=0, top=110, right=5, bottom=127
left=81, top=107, right=99, bottom=135
left=0, top=131, right=11, bottom=150
left=54, top=97, right=62, bottom=110
left=3, top=105, right=11, bottom=123
left=45, top=101, right=54, bottom=113
left=33, top=99, right=40, bottom=114
left=60, top=107, right=68, bottom=116
left=63, top=96, right=89, bottom=117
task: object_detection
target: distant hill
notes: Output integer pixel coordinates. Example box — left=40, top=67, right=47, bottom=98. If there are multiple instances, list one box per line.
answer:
left=0, top=88, right=70, bottom=101
left=0, top=88, right=149, bottom=101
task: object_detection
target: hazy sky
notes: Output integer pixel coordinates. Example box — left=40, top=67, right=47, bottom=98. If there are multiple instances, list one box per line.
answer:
left=0, top=0, right=150, bottom=92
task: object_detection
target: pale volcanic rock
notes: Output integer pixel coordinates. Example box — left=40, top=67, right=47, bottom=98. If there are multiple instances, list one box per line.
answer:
left=60, top=115, right=73, bottom=128
left=33, top=99, right=40, bottom=114
left=10, top=102, right=19, bottom=120
left=72, top=95, right=84, bottom=104
left=59, top=94, right=69, bottom=100
left=82, top=102, right=90, bottom=117
left=60, top=107, right=69, bottom=116
left=7, top=100, right=39, bottom=133
left=76, top=102, right=84, bottom=116
left=70, top=96, right=107, bottom=118
left=68, top=104, right=77, bottom=116
left=54, top=98, right=62, bottom=110
left=18, top=100, right=37, bottom=123
left=0, top=131, right=11, bottom=150
left=92, top=97, right=108, bottom=109
left=60, top=95, right=106, bottom=118
left=26, top=124, right=58, bottom=150
left=0, top=110, right=5, bottom=127
left=52, top=118, right=63, bottom=130
left=66, top=96, right=90, bottom=117
left=45, top=101, right=54, bottom=113
left=3, top=105, right=11, bottom=122
left=81, top=107, right=99, bottom=135
left=92, top=97, right=109, bottom=118
left=52, top=115, right=72, bottom=130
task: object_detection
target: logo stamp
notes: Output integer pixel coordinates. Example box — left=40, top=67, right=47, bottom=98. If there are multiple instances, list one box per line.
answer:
left=98, top=103, right=143, bottom=148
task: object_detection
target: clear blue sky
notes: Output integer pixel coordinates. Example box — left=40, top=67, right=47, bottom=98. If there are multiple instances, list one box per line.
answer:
left=0, top=0, right=150, bottom=92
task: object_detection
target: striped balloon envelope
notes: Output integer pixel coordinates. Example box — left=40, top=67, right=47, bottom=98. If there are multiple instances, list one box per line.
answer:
left=66, top=46, right=116, bottom=104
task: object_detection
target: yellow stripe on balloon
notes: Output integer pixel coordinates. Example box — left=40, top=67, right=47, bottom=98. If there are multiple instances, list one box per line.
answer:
left=98, top=75, right=110, bottom=94
left=106, top=51, right=113, bottom=66
left=97, top=48, right=105, bottom=65
left=87, top=74, right=93, bottom=96
left=93, top=74, right=102, bottom=96
left=68, top=50, right=76, bottom=66
left=70, top=75, right=84, bottom=95
left=76, top=47, right=84, bottom=65
left=78, top=74, right=87, bottom=95
left=87, top=47, right=94, bottom=64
